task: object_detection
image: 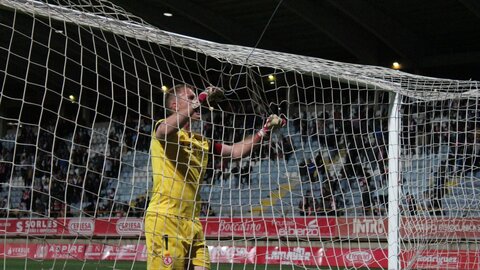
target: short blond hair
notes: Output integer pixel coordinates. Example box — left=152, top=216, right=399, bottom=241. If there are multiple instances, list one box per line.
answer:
left=164, top=84, right=194, bottom=115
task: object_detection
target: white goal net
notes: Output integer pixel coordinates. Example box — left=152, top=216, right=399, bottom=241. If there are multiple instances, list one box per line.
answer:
left=0, top=0, right=480, bottom=269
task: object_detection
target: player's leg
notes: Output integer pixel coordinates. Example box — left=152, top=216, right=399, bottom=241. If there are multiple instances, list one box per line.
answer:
left=145, top=212, right=187, bottom=270
left=188, top=219, right=210, bottom=270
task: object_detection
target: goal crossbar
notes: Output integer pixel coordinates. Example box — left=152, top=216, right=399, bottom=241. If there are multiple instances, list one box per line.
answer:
left=1, top=0, right=479, bottom=101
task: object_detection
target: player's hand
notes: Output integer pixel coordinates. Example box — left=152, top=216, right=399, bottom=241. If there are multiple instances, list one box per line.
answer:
left=264, top=114, right=285, bottom=131
left=190, top=98, right=201, bottom=110
left=257, top=114, right=286, bottom=138
left=198, top=86, right=224, bottom=104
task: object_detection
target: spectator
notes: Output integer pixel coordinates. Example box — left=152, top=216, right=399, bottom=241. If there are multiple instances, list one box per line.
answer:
left=282, top=136, right=293, bottom=162
left=300, top=112, right=308, bottom=142
left=83, top=201, right=96, bottom=217
left=337, top=169, right=349, bottom=193
left=84, top=173, right=100, bottom=204
left=108, top=132, right=119, bottom=153
left=0, top=196, right=7, bottom=217
left=320, top=175, right=337, bottom=215
left=298, top=190, right=317, bottom=216
left=431, top=163, right=447, bottom=216
left=298, top=159, right=308, bottom=182
left=134, top=195, right=147, bottom=217
left=104, top=157, right=113, bottom=177
left=230, top=160, right=240, bottom=188
left=372, top=197, right=384, bottom=216
left=421, top=190, right=433, bottom=215
left=33, top=198, right=46, bottom=217
left=0, top=149, right=11, bottom=190
left=200, top=202, right=216, bottom=217
left=314, top=152, right=327, bottom=181
left=307, top=159, right=318, bottom=182
left=405, top=193, right=418, bottom=215
left=115, top=202, right=128, bottom=217
left=333, top=192, right=345, bottom=216
left=137, top=118, right=152, bottom=152
left=51, top=199, right=62, bottom=218
left=240, top=161, right=251, bottom=187
left=292, top=112, right=300, bottom=133
left=359, top=178, right=371, bottom=216
left=20, top=189, right=31, bottom=210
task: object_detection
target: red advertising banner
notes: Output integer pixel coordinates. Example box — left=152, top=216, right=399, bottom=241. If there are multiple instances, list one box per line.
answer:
left=337, top=217, right=480, bottom=239
left=257, top=246, right=389, bottom=269
left=259, top=246, right=326, bottom=266
left=0, top=243, right=477, bottom=269
left=201, top=217, right=337, bottom=238
left=94, top=218, right=144, bottom=236
left=0, top=243, right=147, bottom=261
left=325, top=248, right=388, bottom=269
left=337, top=217, right=388, bottom=238
left=208, top=246, right=256, bottom=264
left=400, top=217, right=480, bottom=239
left=0, top=218, right=66, bottom=235
left=1, top=217, right=480, bottom=240
left=400, top=250, right=480, bottom=269
left=0, top=218, right=144, bottom=236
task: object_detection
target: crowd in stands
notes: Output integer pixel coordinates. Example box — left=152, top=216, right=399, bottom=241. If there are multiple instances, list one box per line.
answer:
left=0, top=98, right=479, bottom=219
left=0, top=113, right=151, bottom=218
left=289, top=101, right=389, bottom=217
left=296, top=99, right=480, bottom=217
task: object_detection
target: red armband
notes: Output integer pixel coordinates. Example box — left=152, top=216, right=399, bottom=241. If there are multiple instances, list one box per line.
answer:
left=213, top=142, right=223, bottom=154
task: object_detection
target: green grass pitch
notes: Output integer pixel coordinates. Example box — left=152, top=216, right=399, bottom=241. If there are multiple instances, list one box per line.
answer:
left=3, top=259, right=376, bottom=270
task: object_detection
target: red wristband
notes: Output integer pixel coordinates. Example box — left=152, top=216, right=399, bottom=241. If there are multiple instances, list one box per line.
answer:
left=256, top=128, right=269, bottom=139
left=198, top=92, right=208, bottom=103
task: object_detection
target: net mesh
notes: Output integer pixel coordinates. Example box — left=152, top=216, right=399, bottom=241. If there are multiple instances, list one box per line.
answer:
left=0, top=0, right=480, bottom=269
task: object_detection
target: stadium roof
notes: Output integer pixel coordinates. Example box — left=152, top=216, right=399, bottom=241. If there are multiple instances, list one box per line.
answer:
left=112, top=0, right=480, bottom=81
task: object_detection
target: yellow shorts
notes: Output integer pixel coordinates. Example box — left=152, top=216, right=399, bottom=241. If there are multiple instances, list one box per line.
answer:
left=144, top=212, right=210, bottom=270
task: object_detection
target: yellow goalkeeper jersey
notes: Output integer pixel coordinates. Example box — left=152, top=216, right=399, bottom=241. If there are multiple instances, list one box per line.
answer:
left=148, top=120, right=210, bottom=219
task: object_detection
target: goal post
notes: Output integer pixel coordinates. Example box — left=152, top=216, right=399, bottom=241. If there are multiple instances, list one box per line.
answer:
left=388, top=92, right=401, bottom=270
left=0, top=0, right=480, bottom=270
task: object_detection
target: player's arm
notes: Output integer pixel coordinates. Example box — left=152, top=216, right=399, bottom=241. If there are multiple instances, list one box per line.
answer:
left=217, top=114, right=285, bottom=159
left=155, top=86, right=223, bottom=139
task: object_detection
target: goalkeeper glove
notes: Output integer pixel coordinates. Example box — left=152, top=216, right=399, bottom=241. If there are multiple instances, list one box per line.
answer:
left=198, top=86, right=224, bottom=104
left=257, top=114, right=286, bottom=138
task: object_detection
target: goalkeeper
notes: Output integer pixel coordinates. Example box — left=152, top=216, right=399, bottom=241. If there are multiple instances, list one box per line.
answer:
left=145, top=84, right=284, bottom=270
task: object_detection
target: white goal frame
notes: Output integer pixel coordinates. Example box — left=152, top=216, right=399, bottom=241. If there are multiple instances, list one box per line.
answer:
left=1, top=1, right=480, bottom=270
